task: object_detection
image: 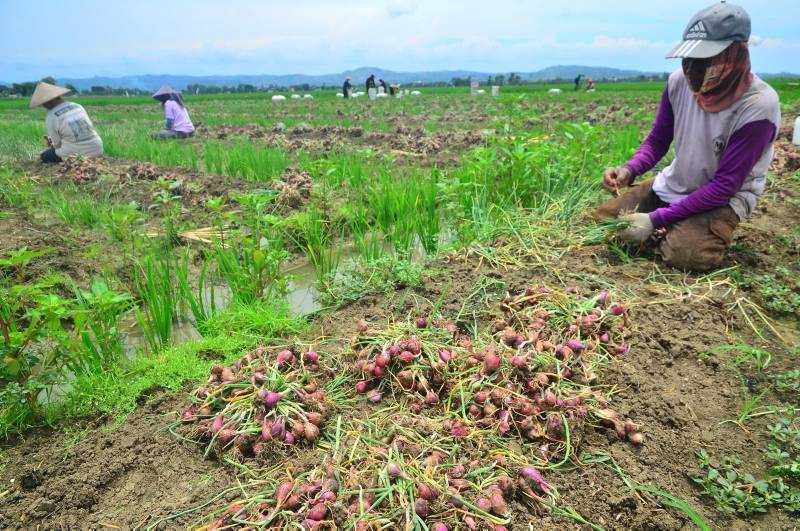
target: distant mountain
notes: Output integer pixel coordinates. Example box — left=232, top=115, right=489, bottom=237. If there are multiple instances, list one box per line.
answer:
left=523, top=65, right=653, bottom=81
left=45, top=65, right=665, bottom=92
left=3, top=65, right=797, bottom=91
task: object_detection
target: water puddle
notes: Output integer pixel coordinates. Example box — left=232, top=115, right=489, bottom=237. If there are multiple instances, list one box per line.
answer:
left=43, top=233, right=452, bottom=402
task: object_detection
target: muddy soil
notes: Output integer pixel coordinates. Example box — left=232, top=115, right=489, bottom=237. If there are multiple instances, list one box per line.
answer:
left=0, top=210, right=115, bottom=285
left=20, top=158, right=314, bottom=220
left=0, top=391, right=234, bottom=529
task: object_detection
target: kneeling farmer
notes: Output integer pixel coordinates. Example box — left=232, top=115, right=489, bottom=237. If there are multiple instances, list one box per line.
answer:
left=598, top=2, right=780, bottom=271
left=152, top=85, right=195, bottom=139
left=30, top=82, right=104, bottom=163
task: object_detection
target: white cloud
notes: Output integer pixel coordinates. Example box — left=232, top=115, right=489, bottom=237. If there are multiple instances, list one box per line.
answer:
left=760, top=37, right=800, bottom=49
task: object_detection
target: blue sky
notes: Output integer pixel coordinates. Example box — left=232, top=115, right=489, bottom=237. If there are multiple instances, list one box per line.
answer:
left=1, top=0, right=798, bottom=82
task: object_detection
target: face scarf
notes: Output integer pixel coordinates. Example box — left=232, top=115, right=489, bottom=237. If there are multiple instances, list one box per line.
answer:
left=682, top=41, right=753, bottom=113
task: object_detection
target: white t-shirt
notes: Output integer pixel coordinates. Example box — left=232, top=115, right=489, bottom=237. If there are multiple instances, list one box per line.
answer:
left=45, top=101, right=104, bottom=158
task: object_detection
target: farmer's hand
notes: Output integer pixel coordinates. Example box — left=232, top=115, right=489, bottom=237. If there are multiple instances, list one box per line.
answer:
left=618, top=213, right=653, bottom=244
left=602, top=166, right=633, bottom=195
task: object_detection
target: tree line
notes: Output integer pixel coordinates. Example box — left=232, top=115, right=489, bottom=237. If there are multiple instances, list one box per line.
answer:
left=2, top=72, right=671, bottom=98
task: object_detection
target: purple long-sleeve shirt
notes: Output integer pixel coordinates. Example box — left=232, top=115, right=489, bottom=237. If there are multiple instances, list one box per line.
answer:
left=624, top=87, right=777, bottom=228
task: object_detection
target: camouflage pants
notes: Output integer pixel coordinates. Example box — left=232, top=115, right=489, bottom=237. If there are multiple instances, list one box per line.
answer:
left=595, top=179, right=740, bottom=272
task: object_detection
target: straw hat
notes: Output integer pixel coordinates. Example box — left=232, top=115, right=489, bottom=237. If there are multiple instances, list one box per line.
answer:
left=152, top=85, right=179, bottom=98
left=30, top=82, right=71, bottom=108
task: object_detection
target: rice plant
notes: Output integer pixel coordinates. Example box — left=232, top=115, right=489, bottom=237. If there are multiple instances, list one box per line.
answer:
left=104, top=127, right=200, bottom=170
left=134, top=250, right=180, bottom=353
left=44, top=188, right=101, bottom=227
left=368, top=169, right=420, bottom=258
left=176, top=252, right=217, bottom=333
left=347, top=204, right=384, bottom=262
left=410, top=170, right=440, bottom=255
left=204, top=141, right=287, bottom=181
left=288, top=206, right=341, bottom=287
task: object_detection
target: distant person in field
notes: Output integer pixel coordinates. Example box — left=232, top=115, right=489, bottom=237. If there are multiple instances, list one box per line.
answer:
left=343, top=77, right=352, bottom=98
left=574, top=74, right=582, bottom=91
left=151, top=85, right=195, bottom=139
left=30, top=82, right=103, bottom=163
left=379, top=79, right=388, bottom=92
left=585, top=78, right=596, bottom=91
left=597, top=2, right=780, bottom=272
left=365, top=74, right=376, bottom=91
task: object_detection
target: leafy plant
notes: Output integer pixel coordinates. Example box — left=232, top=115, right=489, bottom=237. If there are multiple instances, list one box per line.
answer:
left=0, top=247, right=54, bottom=282
left=72, top=279, right=134, bottom=370
left=287, top=206, right=341, bottom=287
left=0, top=282, right=75, bottom=432
left=694, top=412, right=800, bottom=516
left=215, top=193, right=287, bottom=304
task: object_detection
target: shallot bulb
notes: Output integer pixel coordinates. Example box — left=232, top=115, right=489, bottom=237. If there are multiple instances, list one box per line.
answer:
left=520, top=466, right=550, bottom=493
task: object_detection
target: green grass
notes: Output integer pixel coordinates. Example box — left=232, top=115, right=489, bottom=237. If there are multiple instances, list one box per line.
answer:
left=204, top=141, right=287, bottom=181
left=49, top=335, right=247, bottom=426
left=202, top=298, right=306, bottom=341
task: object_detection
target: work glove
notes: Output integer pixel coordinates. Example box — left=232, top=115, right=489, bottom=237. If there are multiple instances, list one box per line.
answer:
left=618, top=213, right=654, bottom=244
left=602, top=166, right=633, bottom=195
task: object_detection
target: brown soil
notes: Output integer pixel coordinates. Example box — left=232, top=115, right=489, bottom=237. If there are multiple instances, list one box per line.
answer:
left=197, top=123, right=488, bottom=166
left=20, top=158, right=314, bottom=221
left=0, top=210, right=113, bottom=285
left=0, top=391, right=234, bottom=529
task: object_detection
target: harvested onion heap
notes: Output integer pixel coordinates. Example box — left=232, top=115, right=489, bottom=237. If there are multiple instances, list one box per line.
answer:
left=354, top=286, right=644, bottom=451
left=351, top=317, right=460, bottom=409
left=206, top=468, right=344, bottom=530
left=180, top=346, right=332, bottom=458
left=205, top=430, right=554, bottom=530
left=463, top=286, right=644, bottom=448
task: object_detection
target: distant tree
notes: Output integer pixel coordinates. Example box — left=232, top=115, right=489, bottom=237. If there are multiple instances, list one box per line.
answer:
left=507, top=72, right=522, bottom=85
left=494, top=74, right=505, bottom=86
left=0, top=85, right=8, bottom=95
left=486, top=75, right=493, bottom=85
left=450, top=77, right=471, bottom=87
left=11, top=82, right=36, bottom=96
left=90, top=85, right=106, bottom=94
left=40, top=76, right=57, bottom=84
left=65, top=84, right=78, bottom=94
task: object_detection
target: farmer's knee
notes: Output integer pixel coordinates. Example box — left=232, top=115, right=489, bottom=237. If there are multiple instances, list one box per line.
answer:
left=594, top=199, right=620, bottom=220
left=660, top=240, right=722, bottom=272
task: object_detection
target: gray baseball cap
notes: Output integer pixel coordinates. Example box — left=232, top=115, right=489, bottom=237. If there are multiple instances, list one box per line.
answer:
left=666, top=2, right=751, bottom=59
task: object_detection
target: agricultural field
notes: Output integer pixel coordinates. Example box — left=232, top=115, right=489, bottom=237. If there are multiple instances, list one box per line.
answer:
left=0, top=81, right=798, bottom=529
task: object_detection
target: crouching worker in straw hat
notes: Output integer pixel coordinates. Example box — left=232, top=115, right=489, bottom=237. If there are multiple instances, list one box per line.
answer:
left=151, top=85, right=195, bottom=139
left=596, top=2, right=780, bottom=272
left=30, top=82, right=103, bottom=163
